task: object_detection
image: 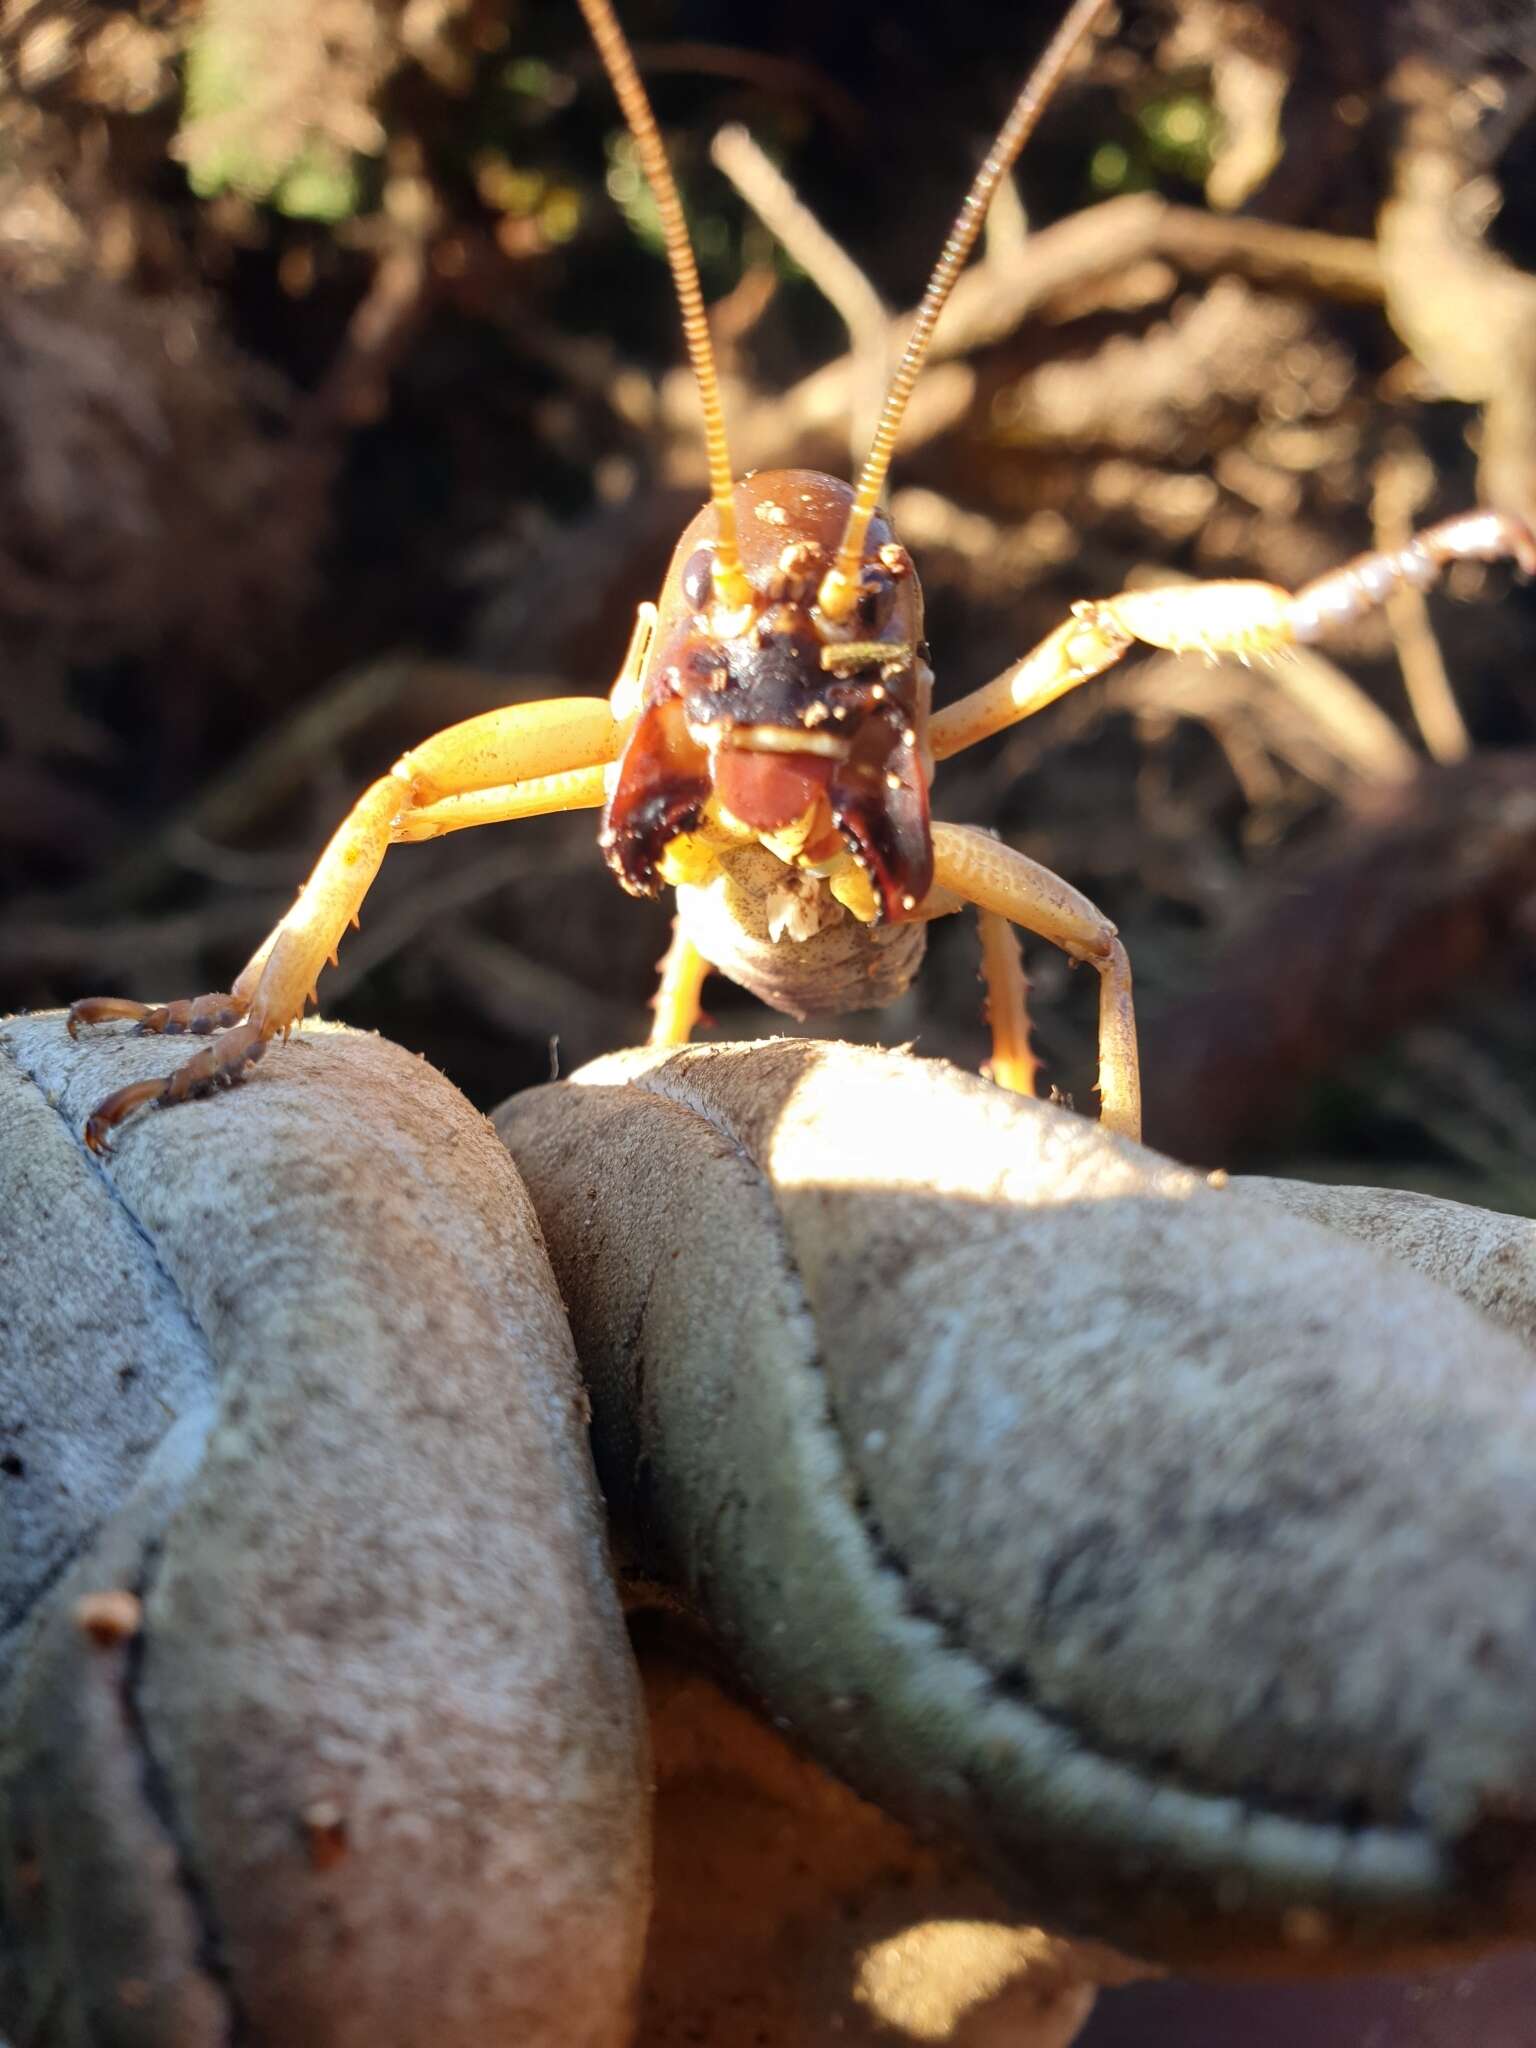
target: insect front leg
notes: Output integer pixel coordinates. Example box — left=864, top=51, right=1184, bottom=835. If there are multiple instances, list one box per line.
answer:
left=69, top=693, right=627, bottom=1150
left=930, top=823, right=1140, bottom=1142
left=929, top=509, right=1536, bottom=761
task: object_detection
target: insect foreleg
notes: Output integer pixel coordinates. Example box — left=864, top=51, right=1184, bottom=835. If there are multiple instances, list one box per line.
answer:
left=70, top=694, right=626, bottom=1149
left=396, top=764, right=611, bottom=841
left=931, top=823, right=1140, bottom=1141
left=929, top=613, right=1137, bottom=761
left=254, top=695, right=626, bottom=1039
left=930, top=508, right=1536, bottom=762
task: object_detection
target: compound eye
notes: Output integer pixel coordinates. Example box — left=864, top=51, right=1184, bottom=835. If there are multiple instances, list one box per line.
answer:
left=856, top=570, right=895, bottom=634
left=680, top=546, right=715, bottom=611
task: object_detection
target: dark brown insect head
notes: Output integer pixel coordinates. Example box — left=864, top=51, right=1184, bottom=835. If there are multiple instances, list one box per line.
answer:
left=584, top=0, right=1116, bottom=920
left=601, top=468, right=934, bottom=921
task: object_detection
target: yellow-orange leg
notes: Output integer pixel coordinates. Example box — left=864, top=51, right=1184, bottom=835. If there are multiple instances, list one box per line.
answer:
left=393, top=764, right=611, bottom=842
left=976, top=910, right=1038, bottom=1099
left=929, top=508, right=1536, bottom=763
left=931, top=823, right=1140, bottom=1141
left=649, top=922, right=710, bottom=1047
left=69, top=693, right=628, bottom=1149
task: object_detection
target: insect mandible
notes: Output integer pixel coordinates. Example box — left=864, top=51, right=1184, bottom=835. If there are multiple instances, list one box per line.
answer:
left=67, top=0, right=1536, bottom=1154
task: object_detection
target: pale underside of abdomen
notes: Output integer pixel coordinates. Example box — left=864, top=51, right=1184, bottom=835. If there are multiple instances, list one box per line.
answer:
left=675, top=845, right=929, bottom=1021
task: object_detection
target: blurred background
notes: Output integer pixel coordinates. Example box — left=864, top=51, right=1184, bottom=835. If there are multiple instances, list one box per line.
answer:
left=4, top=0, right=1536, bottom=1206
left=5, top=6, right=1536, bottom=2038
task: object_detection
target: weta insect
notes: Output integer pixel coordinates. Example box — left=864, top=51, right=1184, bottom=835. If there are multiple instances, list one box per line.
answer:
left=68, top=0, right=1535, bottom=1155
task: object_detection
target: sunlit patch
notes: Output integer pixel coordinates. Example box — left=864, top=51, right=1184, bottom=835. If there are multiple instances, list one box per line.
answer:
left=829, top=863, right=878, bottom=923
left=820, top=640, right=915, bottom=676
left=853, top=1920, right=1089, bottom=2042
left=656, top=829, right=722, bottom=889
left=708, top=597, right=757, bottom=642
left=717, top=724, right=852, bottom=761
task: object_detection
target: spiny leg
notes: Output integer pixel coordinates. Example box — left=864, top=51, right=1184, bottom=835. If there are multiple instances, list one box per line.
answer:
left=929, top=613, right=1136, bottom=762
left=650, top=920, right=711, bottom=1048
left=931, top=823, right=1140, bottom=1141
left=928, top=507, right=1536, bottom=762
left=70, top=693, right=627, bottom=1149
left=976, top=909, right=1038, bottom=1099
left=393, top=764, right=611, bottom=842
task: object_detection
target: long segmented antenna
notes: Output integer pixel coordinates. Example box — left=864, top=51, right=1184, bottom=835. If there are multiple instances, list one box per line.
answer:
left=818, top=0, right=1116, bottom=623
left=577, top=0, right=751, bottom=610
